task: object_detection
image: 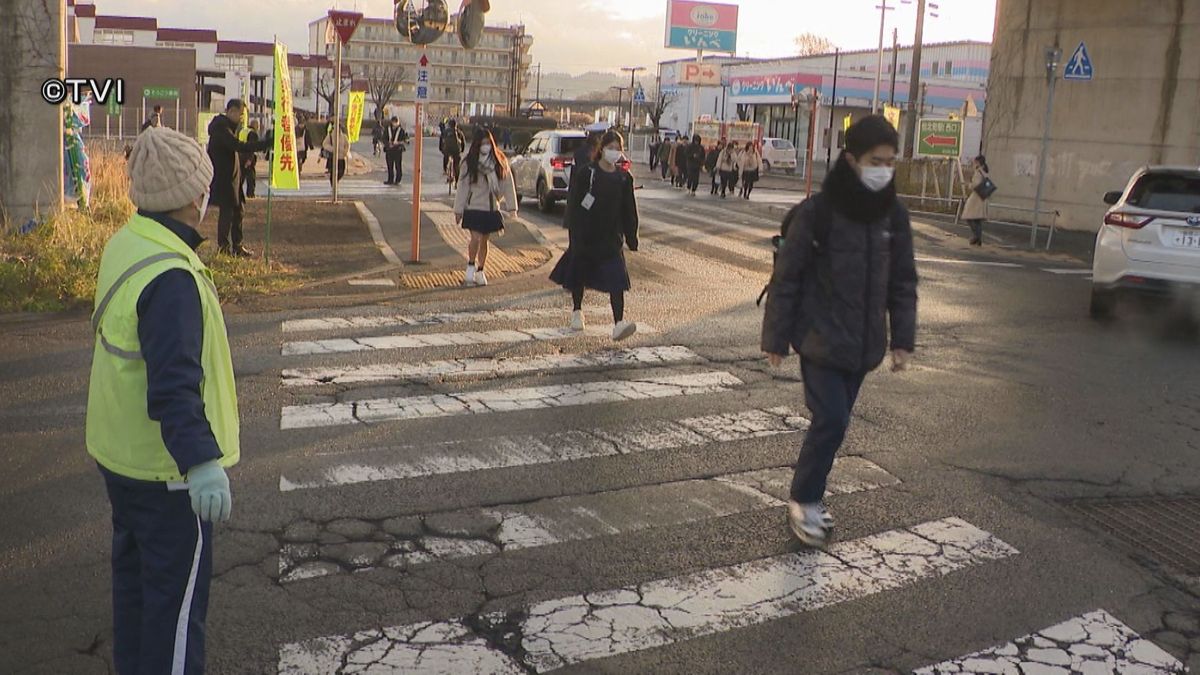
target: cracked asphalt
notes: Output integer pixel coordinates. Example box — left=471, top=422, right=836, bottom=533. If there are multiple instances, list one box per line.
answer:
left=1, top=185, right=1198, bottom=674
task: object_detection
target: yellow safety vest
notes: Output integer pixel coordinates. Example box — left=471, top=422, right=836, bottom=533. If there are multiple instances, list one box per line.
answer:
left=86, top=213, right=240, bottom=482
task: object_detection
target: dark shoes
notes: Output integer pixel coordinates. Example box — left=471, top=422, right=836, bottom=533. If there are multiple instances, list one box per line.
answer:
left=219, top=246, right=255, bottom=258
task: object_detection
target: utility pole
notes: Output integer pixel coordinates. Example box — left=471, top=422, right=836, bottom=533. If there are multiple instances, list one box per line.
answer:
left=610, top=86, right=629, bottom=128
left=1031, top=46, right=1062, bottom=249
left=889, top=28, right=900, bottom=106
left=903, top=0, right=927, bottom=157
left=872, top=0, right=894, bottom=113
left=826, top=48, right=840, bottom=170
left=621, top=66, right=646, bottom=133
left=536, top=63, right=541, bottom=101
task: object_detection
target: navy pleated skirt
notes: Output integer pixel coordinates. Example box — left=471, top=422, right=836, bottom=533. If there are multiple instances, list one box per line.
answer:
left=462, top=209, right=505, bottom=234
left=549, top=250, right=631, bottom=294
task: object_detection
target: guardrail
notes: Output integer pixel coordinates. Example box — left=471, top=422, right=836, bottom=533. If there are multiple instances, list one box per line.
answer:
left=963, top=202, right=1062, bottom=251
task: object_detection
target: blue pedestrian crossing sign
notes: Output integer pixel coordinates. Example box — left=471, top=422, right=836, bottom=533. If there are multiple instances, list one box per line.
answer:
left=1064, top=41, right=1094, bottom=81
left=633, top=87, right=646, bottom=104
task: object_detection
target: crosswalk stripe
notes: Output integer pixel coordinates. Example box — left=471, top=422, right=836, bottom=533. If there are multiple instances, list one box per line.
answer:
left=917, top=257, right=1024, bottom=269
left=281, top=345, right=701, bottom=387
left=277, top=458, right=900, bottom=583
left=282, top=308, right=576, bottom=333
left=281, top=324, right=658, bottom=356
left=277, top=517, right=1018, bottom=673
left=1042, top=268, right=1094, bottom=275
left=278, top=407, right=810, bottom=490
left=280, top=370, right=742, bottom=430
left=915, top=609, right=1186, bottom=674
left=639, top=215, right=771, bottom=263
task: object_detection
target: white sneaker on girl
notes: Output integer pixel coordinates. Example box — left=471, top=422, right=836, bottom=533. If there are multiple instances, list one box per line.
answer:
left=612, top=320, right=637, bottom=342
left=464, top=264, right=476, bottom=286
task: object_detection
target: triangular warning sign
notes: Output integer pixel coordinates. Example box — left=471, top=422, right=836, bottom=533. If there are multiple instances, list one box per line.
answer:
left=328, top=10, right=363, bottom=45
left=1064, top=41, right=1094, bottom=81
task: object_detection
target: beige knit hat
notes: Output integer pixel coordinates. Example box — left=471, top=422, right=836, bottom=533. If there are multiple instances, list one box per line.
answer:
left=127, top=127, right=214, bottom=212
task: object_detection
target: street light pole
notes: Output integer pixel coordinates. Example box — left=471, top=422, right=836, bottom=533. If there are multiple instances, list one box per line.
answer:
left=903, top=0, right=927, bottom=158
left=872, top=0, right=894, bottom=113
left=1031, top=46, right=1062, bottom=249
left=621, top=66, right=646, bottom=134
left=460, top=77, right=474, bottom=118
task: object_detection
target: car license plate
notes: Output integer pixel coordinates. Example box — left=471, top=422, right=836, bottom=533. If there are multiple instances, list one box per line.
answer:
left=1170, top=228, right=1200, bottom=249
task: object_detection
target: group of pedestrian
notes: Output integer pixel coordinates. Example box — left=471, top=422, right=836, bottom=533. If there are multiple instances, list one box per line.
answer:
left=88, top=112, right=925, bottom=673
left=657, top=134, right=764, bottom=200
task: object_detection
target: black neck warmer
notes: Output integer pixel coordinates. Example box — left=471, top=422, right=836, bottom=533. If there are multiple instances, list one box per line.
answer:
left=822, top=154, right=898, bottom=224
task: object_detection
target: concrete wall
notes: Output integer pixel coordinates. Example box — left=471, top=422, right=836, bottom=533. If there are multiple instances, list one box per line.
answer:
left=984, top=0, right=1200, bottom=232
left=69, top=45, right=199, bottom=140
left=0, top=0, right=65, bottom=226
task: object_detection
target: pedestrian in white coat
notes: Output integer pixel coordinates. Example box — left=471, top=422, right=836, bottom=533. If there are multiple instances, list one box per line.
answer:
left=454, top=128, right=518, bottom=286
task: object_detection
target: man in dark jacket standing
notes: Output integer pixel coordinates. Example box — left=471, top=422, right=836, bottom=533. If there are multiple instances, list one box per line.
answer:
left=383, top=117, right=408, bottom=186
left=761, top=115, right=918, bottom=549
left=207, top=99, right=271, bottom=257
left=685, top=134, right=706, bottom=196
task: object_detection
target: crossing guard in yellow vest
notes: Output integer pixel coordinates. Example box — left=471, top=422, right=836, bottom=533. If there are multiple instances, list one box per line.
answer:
left=87, top=126, right=239, bottom=675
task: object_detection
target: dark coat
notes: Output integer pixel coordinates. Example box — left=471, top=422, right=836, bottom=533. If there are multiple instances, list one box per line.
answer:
left=761, top=157, right=918, bottom=373
left=207, top=114, right=271, bottom=208
left=564, top=163, right=639, bottom=259
left=686, top=142, right=706, bottom=172
left=705, top=147, right=721, bottom=173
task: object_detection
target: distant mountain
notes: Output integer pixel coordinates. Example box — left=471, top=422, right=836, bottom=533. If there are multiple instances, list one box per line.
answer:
left=523, top=71, right=640, bottom=102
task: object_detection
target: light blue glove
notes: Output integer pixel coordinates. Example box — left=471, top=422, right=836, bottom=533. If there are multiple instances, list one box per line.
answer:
left=187, top=460, right=232, bottom=523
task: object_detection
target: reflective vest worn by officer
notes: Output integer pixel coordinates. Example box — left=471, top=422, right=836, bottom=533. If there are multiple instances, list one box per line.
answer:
left=86, top=213, right=239, bottom=480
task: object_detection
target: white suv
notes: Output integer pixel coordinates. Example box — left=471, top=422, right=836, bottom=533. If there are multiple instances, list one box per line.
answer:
left=1091, top=166, right=1200, bottom=318
left=510, top=131, right=590, bottom=212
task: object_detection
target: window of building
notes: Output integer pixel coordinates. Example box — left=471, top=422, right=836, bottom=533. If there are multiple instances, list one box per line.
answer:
left=945, top=61, right=954, bottom=76
left=899, top=63, right=908, bottom=75
left=95, top=29, right=134, bottom=45
left=215, top=54, right=252, bottom=70
left=931, top=62, right=940, bottom=76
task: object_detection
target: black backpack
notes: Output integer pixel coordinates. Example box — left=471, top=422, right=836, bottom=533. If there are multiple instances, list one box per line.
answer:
left=756, top=196, right=832, bottom=306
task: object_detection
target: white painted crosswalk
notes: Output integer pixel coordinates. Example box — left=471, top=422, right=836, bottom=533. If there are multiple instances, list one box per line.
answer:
left=269, top=307, right=1185, bottom=674
left=278, top=518, right=1019, bottom=673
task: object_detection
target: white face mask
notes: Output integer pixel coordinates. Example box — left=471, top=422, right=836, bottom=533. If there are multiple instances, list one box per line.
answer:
left=196, top=191, right=210, bottom=225
left=859, top=166, right=895, bottom=192
left=602, top=148, right=623, bottom=165
left=480, top=144, right=493, bottom=156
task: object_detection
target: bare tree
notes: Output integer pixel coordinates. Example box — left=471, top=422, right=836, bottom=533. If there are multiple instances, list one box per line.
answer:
left=366, top=65, right=406, bottom=122
left=646, top=89, right=679, bottom=130
left=794, top=32, right=836, bottom=57
left=315, top=71, right=352, bottom=118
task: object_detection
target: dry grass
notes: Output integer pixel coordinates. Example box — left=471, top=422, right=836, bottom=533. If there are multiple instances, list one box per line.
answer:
left=0, top=148, right=302, bottom=312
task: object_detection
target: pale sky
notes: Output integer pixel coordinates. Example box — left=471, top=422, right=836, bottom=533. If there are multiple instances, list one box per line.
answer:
left=92, top=0, right=997, bottom=75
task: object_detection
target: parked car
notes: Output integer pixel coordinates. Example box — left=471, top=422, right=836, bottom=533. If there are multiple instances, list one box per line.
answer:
left=1091, top=166, right=1200, bottom=318
left=761, top=137, right=798, bottom=174
left=510, top=130, right=590, bottom=212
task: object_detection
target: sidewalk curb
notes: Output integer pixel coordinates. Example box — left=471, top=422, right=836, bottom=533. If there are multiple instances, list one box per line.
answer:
left=354, top=201, right=405, bottom=268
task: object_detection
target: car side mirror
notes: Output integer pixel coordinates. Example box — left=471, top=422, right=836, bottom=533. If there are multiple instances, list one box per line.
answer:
left=1103, top=191, right=1122, bottom=206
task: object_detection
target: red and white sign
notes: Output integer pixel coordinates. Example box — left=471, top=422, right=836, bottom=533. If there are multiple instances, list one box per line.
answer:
left=665, top=0, right=739, bottom=52
left=328, top=10, right=363, bottom=45
left=680, top=62, right=721, bottom=86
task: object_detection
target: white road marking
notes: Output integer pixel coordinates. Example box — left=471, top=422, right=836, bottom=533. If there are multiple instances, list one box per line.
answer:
left=277, top=518, right=1018, bottom=673
left=277, top=459, right=900, bottom=583
left=281, top=345, right=700, bottom=387
left=280, top=370, right=742, bottom=430
left=283, top=308, right=580, bottom=333
left=638, top=215, right=772, bottom=263
left=916, top=609, right=1186, bottom=674
left=346, top=278, right=396, bottom=287
left=279, top=407, right=810, bottom=490
left=353, top=201, right=404, bottom=267
left=282, top=324, right=658, bottom=356
left=1042, top=268, right=1094, bottom=275
left=917, top=257, right=1024, bottom=269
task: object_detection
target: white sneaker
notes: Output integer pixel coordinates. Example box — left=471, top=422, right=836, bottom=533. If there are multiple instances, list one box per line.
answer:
left=475, top=270, right=488, bottom=287
left=612, top=320, right=637, bottom=342
left=787, top=500, right=831, bottom=548
left=570, top=310, right=586, bottom=331
left=464, top=264, right=476, bottom=286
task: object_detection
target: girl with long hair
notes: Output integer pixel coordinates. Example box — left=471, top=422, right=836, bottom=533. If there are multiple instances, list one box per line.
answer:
left=740, top=141, right=763, bottom=199
left=962, top=154, right=992, bottom=246
left=454, top=128, right=518, bottom=287
left=549, top=130, right=641, bottom=341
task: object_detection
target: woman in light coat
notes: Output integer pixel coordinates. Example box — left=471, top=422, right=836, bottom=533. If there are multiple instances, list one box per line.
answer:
left=717, top=141, right=741, bottom=198
left=961, top=154, right=991, bottom=246
left=740, top=142, right=763, bottom=200
left=321, top=122, right=350, bottom=186
left=454, top=128, right=518, bottom=287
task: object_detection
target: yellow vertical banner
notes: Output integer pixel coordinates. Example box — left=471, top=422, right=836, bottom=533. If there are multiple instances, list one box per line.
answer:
left=883, top=105, right=901, bottom=130
left=271, top=42, right=300, bottom=190
left=843, top=113, right=853, bottom=132
left=347, top=91, right=366, bottom=143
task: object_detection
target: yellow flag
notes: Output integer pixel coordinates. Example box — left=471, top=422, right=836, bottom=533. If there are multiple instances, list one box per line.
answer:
left=347, top=91, right=366, bottom=143
left=843, top=113, right=853, bottom=132
left=271, top=42, right=300, bottom=190
left=884, top=105, right=901, bottom=130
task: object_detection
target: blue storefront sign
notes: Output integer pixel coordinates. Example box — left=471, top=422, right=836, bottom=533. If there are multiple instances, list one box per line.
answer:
left=667, top=27, right=737, bottom=52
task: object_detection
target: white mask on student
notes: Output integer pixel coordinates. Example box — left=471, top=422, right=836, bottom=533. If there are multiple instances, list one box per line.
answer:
left=603, top=148, right=623, bottom=165
left=859, top=166, right=895, bottom=192
left=480, top=144, right=493, bottom=156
